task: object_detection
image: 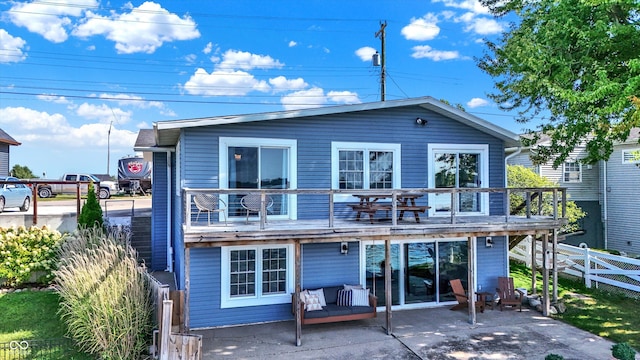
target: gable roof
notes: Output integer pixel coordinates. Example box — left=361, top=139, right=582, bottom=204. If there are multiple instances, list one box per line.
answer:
left=0, top=129, right=20, bottom=146
left=150, top=97, right=520, bottom=148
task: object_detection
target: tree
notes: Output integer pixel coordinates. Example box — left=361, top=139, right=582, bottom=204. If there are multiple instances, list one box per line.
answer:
left=508, top=165, right=585, bottom=234
left=478, top=0, right=640, bottom=167
left=11, top=164, right=38, bottom=179
left=78, top=182, right=104, bottom=229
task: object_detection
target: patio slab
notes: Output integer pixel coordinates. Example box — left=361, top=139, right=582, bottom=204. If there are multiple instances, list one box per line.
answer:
left=195, top=306, right=627, bottom=360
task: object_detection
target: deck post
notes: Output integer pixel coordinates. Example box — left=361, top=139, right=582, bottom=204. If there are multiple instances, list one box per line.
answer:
left=531, top=235, right=537, bottom=295
left=552, top=229, right=558, bottom=303
left=542, top=232, right=550, bottom=316
left=468, top=236, right=476, bottom=325
left=184, top=247, right=190, bottom=330
left=295, top=240, right=302, bottom=346
left=385, top=238, right=392, bottom=335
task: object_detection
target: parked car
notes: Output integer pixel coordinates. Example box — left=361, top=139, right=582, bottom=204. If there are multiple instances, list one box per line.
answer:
left=0, top=177, right=31, bottom=212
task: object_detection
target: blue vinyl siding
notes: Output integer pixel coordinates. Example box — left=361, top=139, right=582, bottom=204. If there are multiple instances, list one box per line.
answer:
left=180, top=105, right=508, bottom=220
left=150, top=152, right=168, bottom=271
left=0, top=144, right=9, bottom=177
left=302, top=242, right=360, bottom=289
left=476, top=236, right=508, bottom=291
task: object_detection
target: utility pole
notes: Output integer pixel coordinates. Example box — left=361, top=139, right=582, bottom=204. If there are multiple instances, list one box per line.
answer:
left=375, top=21, right=387, bottom=101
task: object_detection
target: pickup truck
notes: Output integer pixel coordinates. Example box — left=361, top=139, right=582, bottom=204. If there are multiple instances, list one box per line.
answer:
left=33, top=173, right=118, bottom=199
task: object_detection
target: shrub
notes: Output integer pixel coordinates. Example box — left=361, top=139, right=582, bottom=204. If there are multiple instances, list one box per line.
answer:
left=545, top=354, right=564, bottom=360
left=612, top=342, right=637, bottom=360
left=77, top=182, right=103, bottom=230
left=56, top=228, right=152, bottom=360
left=0, top=226, right=65, bottom=287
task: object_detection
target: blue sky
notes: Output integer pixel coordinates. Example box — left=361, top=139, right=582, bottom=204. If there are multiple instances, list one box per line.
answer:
left=0, top=0, right=527, bottom=178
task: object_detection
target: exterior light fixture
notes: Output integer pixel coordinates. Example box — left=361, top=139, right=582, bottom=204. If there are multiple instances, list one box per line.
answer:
left=416, top=117, right=427, bottom=125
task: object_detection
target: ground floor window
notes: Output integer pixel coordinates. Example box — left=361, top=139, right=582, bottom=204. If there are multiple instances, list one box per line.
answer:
left=221, top=244, right=294, bottom=308
left=362, top=239, right=470, bottom=308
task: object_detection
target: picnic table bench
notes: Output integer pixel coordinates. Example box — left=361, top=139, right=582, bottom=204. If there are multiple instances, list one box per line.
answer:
left=349, top=194, right=430, bottom=223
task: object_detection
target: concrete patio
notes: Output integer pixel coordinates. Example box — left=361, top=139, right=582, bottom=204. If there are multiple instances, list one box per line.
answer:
left=195, top=305, right=627, bottom=360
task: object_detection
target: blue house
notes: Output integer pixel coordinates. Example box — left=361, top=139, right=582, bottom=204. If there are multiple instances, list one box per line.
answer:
left=135, top=97, right=566, bottom=339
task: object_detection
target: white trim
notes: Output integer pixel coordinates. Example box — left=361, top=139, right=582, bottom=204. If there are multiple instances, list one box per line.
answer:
left=219, top=137, right=298, bottom=221
left=562, top=161, right=582, bottom=183
left=622, top=148, right=640, bottom=164
left=220, top=244, right=295, bottom=308
left=331, top=141, right=402, bottom=202
left=427, top=144, right=489, bottom=216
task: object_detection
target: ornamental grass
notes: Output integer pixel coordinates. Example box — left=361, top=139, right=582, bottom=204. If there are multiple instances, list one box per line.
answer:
left=55, top=228, right=152, bottom=360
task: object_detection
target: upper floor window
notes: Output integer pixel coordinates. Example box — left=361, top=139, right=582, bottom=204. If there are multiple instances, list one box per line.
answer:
left=221, top=244, right=294, bottom=308
left=622, top=149, right=640, bottom=164
left=563, top=162, right=582, bottom=183
left=331, top=142, right=401, bottom=201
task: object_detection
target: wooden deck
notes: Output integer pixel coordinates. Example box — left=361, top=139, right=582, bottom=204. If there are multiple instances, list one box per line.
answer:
left=183, top=215, right=566, bottom=246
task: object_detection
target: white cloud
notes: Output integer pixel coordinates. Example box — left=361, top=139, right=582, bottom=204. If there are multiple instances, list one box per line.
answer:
left=465, top=17, right=504, bottom=35
left=216, top=49, right=284, bottom=71
left=432, top=0, right=490, bottom=15
left=0, top=107, right=69, bottom=133
left=269, top=76, right=308, bottom=92
left=355, top=47, right=377, bottom=62
left=98, top=93, right=167, bottom=111
left=327, top=91, right=361, bottom=105
left=183, top=68, right=270, bottom=96
left=467, top=97, right=489, bottom=108
left=184, top=53, right=197, bottom=64
left=288, top=40, right=297, bottom=47
left=72, top=1, right=200, bottom=54
left=0, top=30, right=27, bottom=63
left=37, top=94, right=71, bottom=104
left=411, top=45, right=460, bottom=61
left=203, top=42, right=213, bottom=54
left=76, top=103, right=132, bottom=124
left=401, top=14, right=440, bottom=41
left=8, top=0, right=98, bottom=42
left=281, top=88, right=327, bottom=110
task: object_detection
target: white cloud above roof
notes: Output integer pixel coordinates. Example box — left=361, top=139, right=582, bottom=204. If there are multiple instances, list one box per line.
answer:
left=216, top=49, right=284, bottom=71
left=76, top=103, right=132, bottom=124
left=327, top=91, right=361, bottom=105
left=281, top=87, right=327, bottom=110
left=355, top=46, right=377, bottom=62
left=411, top=45, right=459, bottom=61
left=401, top=14, right=440, bottom=41
left=467, top=97, right=489, bottom=108
left=182, top=68, right=270, bottom=96
left=0, top=30, right=27, bottom=63
left=269, top=76, right=308, bottom=93
left=72, top=1, right=200, bottom=54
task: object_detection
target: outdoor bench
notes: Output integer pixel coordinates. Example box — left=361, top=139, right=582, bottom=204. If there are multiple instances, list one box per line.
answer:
left=348, top=203, right=429, bottom=223
left=292, top=285, right=377, bottom=325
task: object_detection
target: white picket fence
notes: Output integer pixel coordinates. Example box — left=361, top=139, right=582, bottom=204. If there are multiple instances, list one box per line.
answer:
left=510, top=237, right=640, bottom=298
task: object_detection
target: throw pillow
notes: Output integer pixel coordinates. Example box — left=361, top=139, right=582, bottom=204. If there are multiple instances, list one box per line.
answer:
left=351, top=288, right=370, bottom=306
left=308, top=288, right=326, bottom=307
left=305, top=294, right=322, bottom=311
left=299, top=289, right=309, bottom=304
left=343, top=284, right=364, bottom=291
left=336, top=289, right=353, bottom=306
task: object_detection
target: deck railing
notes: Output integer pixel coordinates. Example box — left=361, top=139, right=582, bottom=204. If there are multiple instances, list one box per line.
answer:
left=182, top=187, right=567, bottom=232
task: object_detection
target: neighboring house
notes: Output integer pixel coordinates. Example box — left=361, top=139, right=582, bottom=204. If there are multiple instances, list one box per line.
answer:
left=507, top=136, right=603, bottom=249
left=135, top=97, right=565, bottom=332
left=601, top=128, right=640, bottom=256
left=508, top=128, right=640, bottom=256
left=0, top=129, right=21, bottom=177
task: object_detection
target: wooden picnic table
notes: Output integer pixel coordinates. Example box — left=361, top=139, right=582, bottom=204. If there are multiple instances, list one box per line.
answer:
left=349, top=193, right=430, bottom=223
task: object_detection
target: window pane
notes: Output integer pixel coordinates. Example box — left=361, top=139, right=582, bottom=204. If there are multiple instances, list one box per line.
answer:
left=339, top=150, right=364, bottom=189
left=369, top=151, right=393, bottom=189
left=564, top=162, right=581, bottom=182
left=230, top=249, right=256, bottom=298
left=262, top=248, right=287, bottom=295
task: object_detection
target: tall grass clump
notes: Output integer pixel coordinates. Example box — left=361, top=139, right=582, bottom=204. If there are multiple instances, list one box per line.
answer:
left=55, top=227, right=152, bottom=360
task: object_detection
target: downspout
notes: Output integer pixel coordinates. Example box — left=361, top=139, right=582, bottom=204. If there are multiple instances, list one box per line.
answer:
left=504, top=146, right=522, bottom=275
left=602, top=159, right=608, bottom=250
left=166, top=150, right=174, bottom=273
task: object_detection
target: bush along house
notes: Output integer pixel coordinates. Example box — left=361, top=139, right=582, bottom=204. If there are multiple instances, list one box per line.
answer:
left=135, top=97, right=567, bottom=345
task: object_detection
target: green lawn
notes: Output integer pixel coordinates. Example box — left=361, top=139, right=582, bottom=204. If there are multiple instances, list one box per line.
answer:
left=0, top=289, right=93, bottom=359
left=510, top=261, right=639, bottom=351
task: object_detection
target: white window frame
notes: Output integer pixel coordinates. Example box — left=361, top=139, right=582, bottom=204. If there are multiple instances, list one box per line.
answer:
left=562, top=161, right=582, bottom=183
left=622, top=148, right=640, bottom=164
left=331, top=141, right=401, bottom=202
left=219, top=137, right=298, bottom=220
left=427, top=144, right=489, bottom=216
left=220, top=244, right=294, bottom=308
